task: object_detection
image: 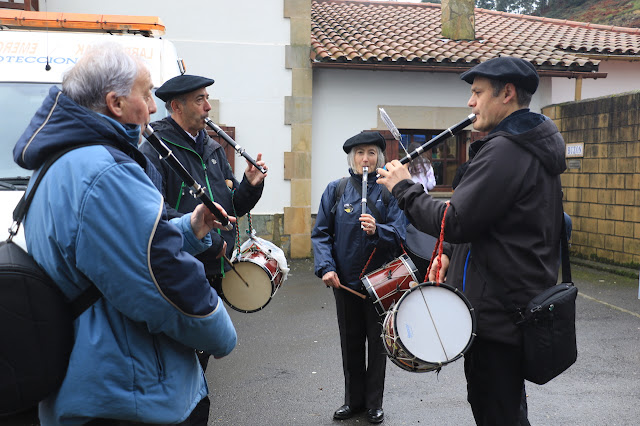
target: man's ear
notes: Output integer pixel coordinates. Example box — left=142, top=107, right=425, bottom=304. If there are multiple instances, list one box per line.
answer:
left=105, top=91, right=123, bottom=118
left=503, top=83, right=517, bottom=104
left=170, top=99, right=182, bottom=114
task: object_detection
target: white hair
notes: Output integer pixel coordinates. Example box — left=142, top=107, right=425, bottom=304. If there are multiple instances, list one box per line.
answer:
left=347, top=145, right=385, bottom=171
left=62, top=42, right=142, bottom=113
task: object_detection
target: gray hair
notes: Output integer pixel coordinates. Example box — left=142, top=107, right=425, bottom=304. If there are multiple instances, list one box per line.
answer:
left=347, top=145, right=385, bottom=171
left=165, top=95, right=187, bottom=114
left=62, top=42, right=141, bottom=113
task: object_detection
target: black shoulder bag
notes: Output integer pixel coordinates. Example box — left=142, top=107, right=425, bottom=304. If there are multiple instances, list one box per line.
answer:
left=475, top=209, right=578, bottom=385
left=0, top=144, right=102, bottom=416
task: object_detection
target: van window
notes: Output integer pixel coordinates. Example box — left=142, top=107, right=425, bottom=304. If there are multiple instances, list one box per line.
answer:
left=0, top=83, right=168, bottom=189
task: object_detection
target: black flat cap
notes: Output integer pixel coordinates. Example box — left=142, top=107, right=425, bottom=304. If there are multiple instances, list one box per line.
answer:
left=460, top=57, right=539, bottom=94
left=155, top=75, right=214, bottom=102
left=343, top=131, right=386, bottom=153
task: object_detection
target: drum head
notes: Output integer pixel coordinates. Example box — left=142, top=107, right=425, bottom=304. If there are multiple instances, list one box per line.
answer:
left=395, top=284, right=473, bottom=365
left=221, top=261, right=274, bottom=313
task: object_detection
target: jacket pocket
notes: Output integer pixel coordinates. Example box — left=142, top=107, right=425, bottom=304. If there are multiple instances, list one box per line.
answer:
left=152, top=335, right=165, bottom=381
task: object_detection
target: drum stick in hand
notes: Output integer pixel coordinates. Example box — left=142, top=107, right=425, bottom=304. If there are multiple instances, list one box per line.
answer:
left=339, top=283, right=367, bottom=299
left=223, top=255, right=250, bottom=287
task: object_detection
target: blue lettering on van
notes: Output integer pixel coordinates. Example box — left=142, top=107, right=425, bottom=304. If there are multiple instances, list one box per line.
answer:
left=0, top=56, right=78, bottom=65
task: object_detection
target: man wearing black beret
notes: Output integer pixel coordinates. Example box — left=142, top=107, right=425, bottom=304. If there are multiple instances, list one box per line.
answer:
left=139, top=74, right=267, bottom=426
left=378, top=56, right=567, bottom=425
left=312, top=131, right=407, bottom=424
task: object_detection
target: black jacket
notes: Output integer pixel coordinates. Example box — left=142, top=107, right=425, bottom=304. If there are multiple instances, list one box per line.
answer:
left=141, top=117, right=263, bottom=277
left=393, top=110, right=566, bottom=346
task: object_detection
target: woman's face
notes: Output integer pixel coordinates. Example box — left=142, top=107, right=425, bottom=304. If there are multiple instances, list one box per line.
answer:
left=353, top=144, right=378, bottom=174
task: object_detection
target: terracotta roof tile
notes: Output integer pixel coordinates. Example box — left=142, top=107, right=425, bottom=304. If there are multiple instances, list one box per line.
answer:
left=311, top=0, right=640, bottom=73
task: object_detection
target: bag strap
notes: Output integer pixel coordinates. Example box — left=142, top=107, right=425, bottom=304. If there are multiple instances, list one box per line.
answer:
left=330, top=177, right=350, bottom=216
left=12, top=143, right=105, bottom=319
left=13, top=144, right=104, bottom=226
left=560, top=211, right=572, bottom=284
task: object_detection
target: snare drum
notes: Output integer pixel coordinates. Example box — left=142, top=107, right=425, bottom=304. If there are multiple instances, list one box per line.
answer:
left=382, top=282, right=476, bottom=373
left=361, top=254, right=419, bottom=316
left=220, top=243, right=284, bottom=313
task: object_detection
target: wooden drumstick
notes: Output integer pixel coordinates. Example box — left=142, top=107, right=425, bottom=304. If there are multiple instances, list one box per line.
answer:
left=339, top=283, right=367, bottom=299
left=223, top=255, right=250, bottom=287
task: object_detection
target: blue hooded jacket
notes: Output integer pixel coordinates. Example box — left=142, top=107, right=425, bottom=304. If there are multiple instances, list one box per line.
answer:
left=13, top=86, right=237, bottom=425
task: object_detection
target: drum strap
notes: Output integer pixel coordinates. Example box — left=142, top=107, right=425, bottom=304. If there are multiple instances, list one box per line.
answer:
left=426, top=202, right=450, bottom=283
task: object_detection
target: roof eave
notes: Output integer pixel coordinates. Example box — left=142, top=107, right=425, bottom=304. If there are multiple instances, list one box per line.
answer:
left=311, top=61, right=607, bottom=79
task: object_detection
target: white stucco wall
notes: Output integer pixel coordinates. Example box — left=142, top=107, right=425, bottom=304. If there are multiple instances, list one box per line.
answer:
left=310, top=68, right=553, bottom=214
left=47, top=0, right=292, bottom=214
left=550, top=60, right=640, bottom=104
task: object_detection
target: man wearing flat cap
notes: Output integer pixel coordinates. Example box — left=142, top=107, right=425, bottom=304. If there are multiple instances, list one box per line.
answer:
left=312, top=131, right=406, bottom=424
left=378, top=56, right=567, bottom=425
left=139, top=74, right=267, bottom=425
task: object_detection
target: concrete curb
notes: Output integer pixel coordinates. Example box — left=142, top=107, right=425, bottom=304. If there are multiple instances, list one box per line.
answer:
left=570, top=256, right=639, bottom=279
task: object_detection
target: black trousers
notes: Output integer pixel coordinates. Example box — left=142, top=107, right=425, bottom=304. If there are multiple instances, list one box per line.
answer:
left=333, top=287, right=387, bottom=409
left=184, top=275, right=224, bottom=426
left=464, top=337, right=525, bottom=426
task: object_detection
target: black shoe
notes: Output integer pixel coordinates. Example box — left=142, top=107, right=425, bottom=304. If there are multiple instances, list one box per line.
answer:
left=333, top=405, right=365, bottom=420
left=367, top=408, right=384, bottom=424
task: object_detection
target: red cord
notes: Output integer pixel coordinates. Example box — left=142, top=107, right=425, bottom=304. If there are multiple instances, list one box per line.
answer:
left=425, top=202, right=450, bottom=284
left=360, top=247, right=376, bottom=279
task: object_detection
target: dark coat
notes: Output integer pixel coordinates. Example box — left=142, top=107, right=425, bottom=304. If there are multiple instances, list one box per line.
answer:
left=141, top=117, right=263, bottom=276
left=312, top=170, right=407, bottom=289
left=393, top=110, right=566, bottom=346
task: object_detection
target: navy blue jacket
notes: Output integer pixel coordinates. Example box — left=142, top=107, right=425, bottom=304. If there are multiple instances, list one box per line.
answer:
left=312, top=170, right=406, bottom=289
left=141, top=117, right=263, bottom=277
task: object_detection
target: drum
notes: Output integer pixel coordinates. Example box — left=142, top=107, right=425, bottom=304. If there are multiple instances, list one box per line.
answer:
left=382, top=282, right=476, bottom=373
left=221, top=243, right=284, bottom=313
left=361, top=254, right=419, bottom=316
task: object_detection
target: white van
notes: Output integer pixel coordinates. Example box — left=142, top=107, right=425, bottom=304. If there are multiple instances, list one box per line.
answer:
left=0, top=11, right=182, bottom=249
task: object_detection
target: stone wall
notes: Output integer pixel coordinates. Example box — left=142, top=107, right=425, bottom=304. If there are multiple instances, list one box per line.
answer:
left=543, top=91, right=640, bottom=267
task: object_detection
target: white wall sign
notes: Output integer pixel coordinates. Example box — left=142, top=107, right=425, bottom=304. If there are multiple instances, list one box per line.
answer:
left=566, top=143, right=584, bottom=158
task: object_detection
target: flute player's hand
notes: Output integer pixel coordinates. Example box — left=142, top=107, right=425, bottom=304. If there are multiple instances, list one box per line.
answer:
left=245, top=152, right=268, bottom=186
left=376, top=159, right=411, bottom=193
left=359, top=213, right=377, bottom=236
left=190, top=203, right=236, bottom=240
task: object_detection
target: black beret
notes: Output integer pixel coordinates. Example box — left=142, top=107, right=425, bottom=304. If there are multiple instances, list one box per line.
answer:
left=460, top=56, right=539, bottom=94
left=343, top=131, right=386, bottom=153
left=155, top=74, right=214, bottom=102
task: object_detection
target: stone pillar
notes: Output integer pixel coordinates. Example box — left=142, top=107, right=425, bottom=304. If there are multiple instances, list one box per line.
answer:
left=284, top=0, right=312, bottom=258
left=441, top=0, right=475, bottom=41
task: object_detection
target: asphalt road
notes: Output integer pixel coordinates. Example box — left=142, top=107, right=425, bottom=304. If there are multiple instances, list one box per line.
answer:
left=3, top=259, right=637, bottom=425
left=207, top=258, right=640, bottom=426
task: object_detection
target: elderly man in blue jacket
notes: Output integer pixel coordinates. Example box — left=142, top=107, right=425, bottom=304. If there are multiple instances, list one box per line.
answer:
left=13, top=43, right=237, bottom=425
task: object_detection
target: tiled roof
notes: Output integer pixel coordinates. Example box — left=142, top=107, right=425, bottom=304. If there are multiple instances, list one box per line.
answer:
left=311, top=0, right=640, bottom=74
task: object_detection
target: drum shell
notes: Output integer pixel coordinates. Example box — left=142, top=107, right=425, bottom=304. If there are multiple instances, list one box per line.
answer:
left=361, top=254, right=419, bottom=316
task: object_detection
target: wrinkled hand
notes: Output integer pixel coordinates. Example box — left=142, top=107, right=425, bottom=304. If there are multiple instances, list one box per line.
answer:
left=359, top=213, right=377, bottom=236
left=428, top=254, right=450, bottom=283
left=190, top=203, right=237, bottom=240
left=322, top=271, right=341, bottom=289
left=245, top=153, right=268, bottom=186
left=376, top=160, right=411, bottom=193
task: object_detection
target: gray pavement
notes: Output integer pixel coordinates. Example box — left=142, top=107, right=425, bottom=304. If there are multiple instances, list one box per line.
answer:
left=207, top=258, right=640, bottom=426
